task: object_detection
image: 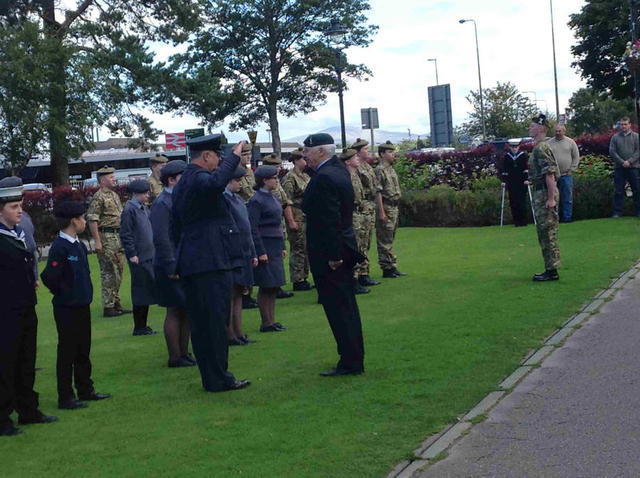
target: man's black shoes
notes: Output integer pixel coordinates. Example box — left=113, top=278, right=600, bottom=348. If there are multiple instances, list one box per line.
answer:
left=208, top=379, right=251, bottom=392
left=169, top=357, right=196, bottom=367
left=353, top=279, right=370, bottom=295
left=18, top=413, right=58, bottom=425
left=133, top=326, right=157, bottom=336
left=383, top=268, right=407, bottom=278
left=276, top=288, right=294, bottom=299
left=103, top=307, right=123, bottom=317
left=58, top=398, right=88, bottom=410
left=78, top=392, right=111, bottom=401
left=358, top=275, right=380, bottom=286
left=293, top=280, right=314, bottom=291
left=392, top=268, right=407, bottom=276
left=319, top=367, right=364, bottom=377
left=532, top=270, right=559, bottom=282
left=0, top=425, right=23, bottom=436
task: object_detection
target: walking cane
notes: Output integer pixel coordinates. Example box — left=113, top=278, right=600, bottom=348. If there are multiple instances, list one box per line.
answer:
left=528, top=185, right=537, bottom=225
left=500, top=183, right=506, bottom=227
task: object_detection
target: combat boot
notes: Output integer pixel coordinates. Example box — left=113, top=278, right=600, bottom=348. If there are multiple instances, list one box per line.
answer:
left=359, top=275, right=380, bottom=286
left=293, top=280, right=314, bottom=291
left=392, top=267, right=407, bottom=276
left=103, top=307, right=123, bottom=317
left=382, top=269, right=397, bottom=278
left=353, top=278, right=370, bottom=295
left=532, top=270, right=559, bottom=282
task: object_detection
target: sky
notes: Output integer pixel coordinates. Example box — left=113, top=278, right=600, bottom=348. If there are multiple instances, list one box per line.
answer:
left=139, top=0, right=588, bottom=144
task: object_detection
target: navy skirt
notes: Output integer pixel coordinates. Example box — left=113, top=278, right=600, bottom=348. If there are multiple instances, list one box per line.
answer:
left=128, top=260, right=156, bottom=306
left=154, top=266, right=186, bottom=308
left=254, top=237, right=285, bottom=289
left=232, top=256, right=255, bottom=288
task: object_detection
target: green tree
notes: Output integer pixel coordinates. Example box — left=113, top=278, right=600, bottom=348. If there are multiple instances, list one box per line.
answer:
left=166, top=0, right=377, bottom=153
left=566, top=88, right=634, bottom=135
left=568, top=0, right=631, bottom=99
left=462, top=82, right=538, bottom=139
left=0, top=1, right=200, bottom=184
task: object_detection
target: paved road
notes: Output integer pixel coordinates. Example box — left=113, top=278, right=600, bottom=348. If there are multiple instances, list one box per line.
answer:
left=417, top=277, right=640, bottom=478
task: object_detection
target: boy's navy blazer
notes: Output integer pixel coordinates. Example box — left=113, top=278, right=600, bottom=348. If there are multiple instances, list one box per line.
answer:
left=150, top=190, right=177, bottom=274
left=171, top=156, right=243, bottom=277
left=302, top=156, right=363, bottom=277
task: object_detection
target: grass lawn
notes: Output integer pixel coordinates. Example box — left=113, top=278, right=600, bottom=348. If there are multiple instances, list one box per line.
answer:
left=2, top=218, right=640, bottom=477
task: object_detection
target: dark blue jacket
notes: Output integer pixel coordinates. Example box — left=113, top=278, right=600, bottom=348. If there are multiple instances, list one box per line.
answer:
left=302, top=156, right=362, bottom=277
left=150, top=189, right=178, bottom=274
left=120, top=199, right=154, bottom=263
left=0, top=224, right=36, bottom=309
left=224, top=190, right=257, bottom=260
left=171, top=156, right=243, bottom=277
left=20, top=210, right=38, bottom=281
left=247, top=189, right=284, bottom=257
left=45, top=235, right=93, bottom=307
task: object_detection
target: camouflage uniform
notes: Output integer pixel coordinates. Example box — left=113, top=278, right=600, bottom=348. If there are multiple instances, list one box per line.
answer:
left=148, top=175, right=163, bottom=205
left=355, top=160, right=378, bottom=277
left=375, top=162, right=402, bottom=271
left=238, top=166, right=256, bottom=203
left=350, top=168, right=368, bottom=278
left=530, top=141, right=561, bottom=271
left=281, top=168, right=311, bottom=284
left=272, top=181, right=292, bottom=237
left=86, top=188, right=125, bottom=309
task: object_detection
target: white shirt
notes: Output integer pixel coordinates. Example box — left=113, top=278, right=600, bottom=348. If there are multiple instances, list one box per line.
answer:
left=59, top=231, right=79, bottom=244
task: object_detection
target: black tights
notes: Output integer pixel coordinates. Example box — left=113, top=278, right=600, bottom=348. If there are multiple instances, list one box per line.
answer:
left=133, top=305, right=149, bottom=329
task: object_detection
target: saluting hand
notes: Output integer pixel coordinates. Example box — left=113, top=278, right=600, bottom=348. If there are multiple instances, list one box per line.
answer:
left=232, top=141, right=246, bottom=157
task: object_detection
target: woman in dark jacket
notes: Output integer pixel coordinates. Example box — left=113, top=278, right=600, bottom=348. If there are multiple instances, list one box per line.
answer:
left=247, top=166, right=287, bottom=333
left=224, top=166, right=258, bottom=345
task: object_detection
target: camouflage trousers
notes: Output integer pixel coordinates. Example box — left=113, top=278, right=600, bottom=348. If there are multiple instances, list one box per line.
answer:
left=97, top=232, right=125, bottom=308
left=353, top=201, right=376, bottom=277
left=286, top=212, right=309, bottom=283
left=376, top=204, right=399, bottom=271
left=533, top=189, right=561, bottom=271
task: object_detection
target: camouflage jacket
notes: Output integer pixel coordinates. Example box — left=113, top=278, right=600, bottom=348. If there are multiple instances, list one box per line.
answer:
left=238, top=166, right=256, bottom=203
left=148, top=175, right=163, bottom=205
left=272, top=182, right=293, bottom=208
left=86, top=188, right=123, bottom=228
left=529, top=142, right=559, bottom=188
left=357, top=160, right=379, bottom=202
left=350, top=169, right=365, bottom=212
left=281, top=169, right=310, bottom=208
left=376, top=162, right=402, bottom=203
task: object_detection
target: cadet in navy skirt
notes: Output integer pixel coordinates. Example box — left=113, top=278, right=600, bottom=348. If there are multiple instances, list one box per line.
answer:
left=247, top=166, right=287, bottom=332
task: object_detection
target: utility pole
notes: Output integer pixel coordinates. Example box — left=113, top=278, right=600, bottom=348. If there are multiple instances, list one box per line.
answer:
left=630, top=0, right=640, bottom=126
left=549, top=0, right=560, bottom=120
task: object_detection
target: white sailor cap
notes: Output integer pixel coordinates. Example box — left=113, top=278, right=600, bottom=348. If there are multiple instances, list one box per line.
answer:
left=507, top=139, right=521, bottom=146
left=0, top=176, right=24, bottom=203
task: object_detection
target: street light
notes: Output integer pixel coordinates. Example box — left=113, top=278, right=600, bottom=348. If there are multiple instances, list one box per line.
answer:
left=549, top=0, right=560, bottom=120
left=427, top=58, right=439, bottom=85
left=325, top=23, right=349, bottom=149
left=459, top=18, right=486, bottom=141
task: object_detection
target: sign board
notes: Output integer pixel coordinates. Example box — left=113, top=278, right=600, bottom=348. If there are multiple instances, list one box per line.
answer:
left=361, top=108, right=379, bottom=130
left=165, top=132, right=186, bottom=150
left=558, top=114, right=567, bottom=125
left=427, top=84, right=453, bottom=147
left=184, top=128, right=205, bottom=162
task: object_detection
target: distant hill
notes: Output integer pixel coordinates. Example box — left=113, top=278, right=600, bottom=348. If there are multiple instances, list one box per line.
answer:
left=284, top=125, right=427, bottom=146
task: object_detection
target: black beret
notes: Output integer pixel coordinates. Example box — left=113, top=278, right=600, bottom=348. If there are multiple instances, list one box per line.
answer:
left=128, top=179, right=150, bottom=193
left=303, top=133, right=334, bottom=147
left=187, top=133, right=227, bottom=153
left=532, top=113, right=548, bottom=126
left=231, top=166, right=246, bottom=179
left=53, top=200, right=86, bottom=219
left=160, top=160, right=186, bottom=180
left=0, top=176, right=23, bottom=203
left=254, top=165, right=278, bottom=178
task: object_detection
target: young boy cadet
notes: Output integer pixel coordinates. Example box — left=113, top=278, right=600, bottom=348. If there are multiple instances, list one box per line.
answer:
left=120, top=179, right=157, bottom=336
left=0, top=176, right=57, bottom=437
left=41, top=201, right=111, bottom=410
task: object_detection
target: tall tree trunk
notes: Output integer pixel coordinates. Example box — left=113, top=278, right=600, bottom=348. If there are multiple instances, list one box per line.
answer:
left=45, top=0, right=69, bottom=186
left=267, top=102, right=281, bottom=154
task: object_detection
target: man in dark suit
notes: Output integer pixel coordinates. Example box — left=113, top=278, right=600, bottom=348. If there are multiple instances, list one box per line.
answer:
left=171, top=134, right=250, bottom=392
left=301, top=133, right=365, bottom=377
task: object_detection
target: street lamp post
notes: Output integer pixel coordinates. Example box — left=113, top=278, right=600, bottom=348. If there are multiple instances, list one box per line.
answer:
left=427, top=58, right=439, bottom=85
left=629, top=0, right=640, bottom=126
left=459, top=19, right=486, bottom=141
left=325, top=23, right=349, bottom=149
left=549, top=0, right=560, bottom=120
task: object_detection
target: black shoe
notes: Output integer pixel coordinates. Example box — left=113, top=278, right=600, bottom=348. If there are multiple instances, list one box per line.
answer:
left=276, top=288, right=294, bottom=299
left=382, top=269, right=397, bottom=278
left=319, top=367, right=364, bottom=377
left=168, top=357, right=196, bottom=368
left=58, top=398, right=88, bottom=410
left=239, top=335, right=257, bottom=344
left=392, top=268, right=407, bottom=276
left=0, top=425, right=22, bottom=436
left=133, top=327, right=156, bottom=336
left=532, top=270, right=559, bottom=282
left=260, top=324, right=285, bottom=332
left=18, top=413, right=58, bottom=425
left=228, top=338, right=247, bottom=346
left=353, top=279, right=370, bottom=295
left=182, top=353, right=197, bottom=365
left=242, top=297, right=258, bottom=309
left=78, top=392, right=111, bottom=401
left=293, top=281, right=314, bottom=291
left=218, top=379, right=251, bottom=392
left=103, top=307, right=124, bottom=317
left=359, top=275, right=380, bottom=286
left=274, top=322, right=288, bottom=330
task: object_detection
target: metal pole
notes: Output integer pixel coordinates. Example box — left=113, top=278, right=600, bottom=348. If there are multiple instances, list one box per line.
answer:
left=434, top=59, right=439, bottom=85
left=369, top=108, right=374, bottom=148
left=500, top=183, right=505, bottom=227
left=472, top=21, right=486, bottom=141
left=336, top=49, right=347, bottom=149
left=528, top=185, right=537, bottom=225
left=630, top=0, right=640, bottom=126
left=549, top=0, right=560, bottom=120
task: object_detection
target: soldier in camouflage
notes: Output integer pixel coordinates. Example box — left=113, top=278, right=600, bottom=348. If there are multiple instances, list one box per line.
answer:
left=340, top=149, right=370, bottom=295
left=375, top=141, right=406, bottom=278
left=281, top=149, right=313, bottom=291
left=87, top=166, right=131, bottom=317
left=261, top=153, right=295, bottom=298
left=148, top=154, right=168, bottom=205
left=528, top=114, right=561, bottom=281
left=238, top=143, right=256, bottom=203
left=351, top=139, right=382, bottom=287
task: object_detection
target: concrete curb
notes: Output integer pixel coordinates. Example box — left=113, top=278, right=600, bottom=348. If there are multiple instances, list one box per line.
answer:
left=387, top=264, right=638, bottom=478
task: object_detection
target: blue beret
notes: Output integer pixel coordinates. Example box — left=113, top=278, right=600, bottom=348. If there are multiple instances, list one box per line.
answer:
left=303, top=133, right=334, bottom=147
left=231, top=166, right=246, bottom=179
left=53, top=200, right=86, bottom=219
left=160, top=160, right=186, bottom=180
left=187, top=133, right=227, bottom=152
left=254, top=165, right=278, bottom=178
left=128, top=179, right=150, bottom=193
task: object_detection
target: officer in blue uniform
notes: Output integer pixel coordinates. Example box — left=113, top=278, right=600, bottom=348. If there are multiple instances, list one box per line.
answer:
left=171, top=134, right=251, bottom=392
